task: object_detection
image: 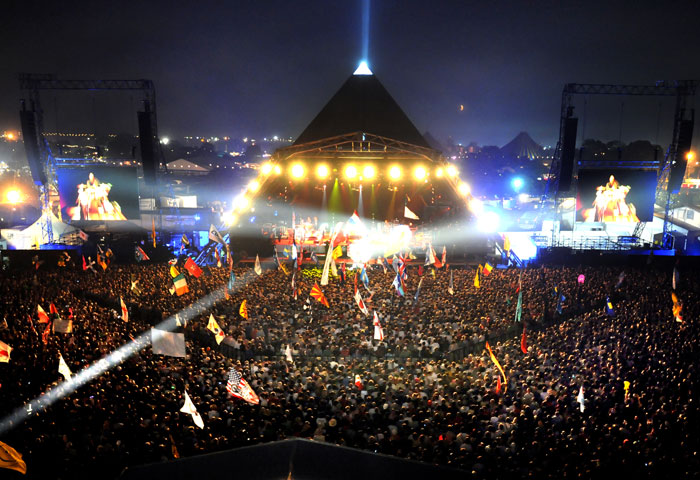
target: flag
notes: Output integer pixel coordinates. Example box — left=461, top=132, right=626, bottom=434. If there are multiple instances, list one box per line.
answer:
left=285, top=344, right=293, bottom=363
left=180, top=390, right=204, bottom=429
left=207, top=314, right=226, bottom=344
left=474, top=266, right=481, bottom=289
left=672, top=292, right=683, bottom=322
left=170, top=435, right=180, bottom=459
left=254, top=254, right=262, bottom=275
left=354, top=287, right=369, bottom=316
left=616, top=271, right=626, bottom=289
left=239, top=300, right=249, bottom=319
left=37, top=305, right=50, bottom=324
left=209, top=224, right=225, bottom=245
left=521, top=326, right=527, bottom=354
left=58, top=353, right=72, bottom=380
left=448, top=270, right=454, bottom=295
left=441, top=246, right=447, bottom=267
left=404, top=205, right=419, bottom=220
left=577, top=274, right=585, bottom=284
left=0, top=441, right=27, bottom=475
left=213, top=248, right=222, bottom=268
left=78, top=229, right=88, bottom=241
left=310, top=283, right=330, bottom=307
left=483, top=263, right=493, bottom=276
left=311, top=252, right=319, bottom=265
left=226, top=368, right=260, bottom=405
left=418, top=264, right=423, bottom=276
left=135, top=246, right=150, bottom=262
left=672, top=267, right=679, bottom=290
left=173, top=274, right=189, bottom=296
left=168, top=258, right=178, bottom=266
left=131, top=277, right=142, bottom=296
left=414, top=277, right=423, bottom=303
left=426, top=245, right=436, bottom=266
left=556, top=294, right=565, bottom=314
left=181, top=233, right=190, bottom=247
left=485, top=341, right=507, bottom=393
left=577, top=386, right=585, bottom=413
left=503, top=234, right=511, bottom=254
left=332, top=245, right=343, bottom=259
left=152, top=218, right=157, bottom=248
left=170, top=265, right=180, bottom=278
left=515, top=291, right=523, bottom=322
left=373, top=311, right=384, bottom=341
left=354, top=374, right=363, bottom=390
left=227, top=270, right=236, bottom=291
left=320, top=239, right=334, bottom=286
left=0, top=340, right=11, bottom=363
left=151, top=329, right=186, bottom=357
left=397, top=255, right=407, bottom=283
left=339, top=263, right=346, bottom=284
left=53, top=318, right=73, bottom=334
left=291, top=272, right=298, bottom=301
left=184, top=257, right=202, bottom=278
left=392, top=273, right=405, bottom=297
left=120, top=297, right=129, bottom=322
left=27, top=314, right=38, bottom=336
left=42, top=323, right=51, bottom=345
left=355, top=265, right=368, bottom=290
left=604, top=296, right=615, bottom=316
left=97, top=253, right=107, bottom=271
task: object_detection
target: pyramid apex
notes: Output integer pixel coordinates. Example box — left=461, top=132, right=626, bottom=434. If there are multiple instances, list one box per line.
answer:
left=353, top=61, right=373, bottom=75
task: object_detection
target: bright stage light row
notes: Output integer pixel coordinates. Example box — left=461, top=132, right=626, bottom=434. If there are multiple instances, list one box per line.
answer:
left=262, top=163, right=461, bottom=182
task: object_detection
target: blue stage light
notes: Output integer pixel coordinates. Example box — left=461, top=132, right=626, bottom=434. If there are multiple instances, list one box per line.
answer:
left=511, top=177, right=524, bottom=191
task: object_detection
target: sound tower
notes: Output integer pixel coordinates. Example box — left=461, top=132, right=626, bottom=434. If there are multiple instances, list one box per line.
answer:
left=668, top=119, right=694, bottom=193
left=19, top=109, right=47, bottom=185
left=138, top=110, right=157, bottom=185
left=557, top=117, right=578, bottom=192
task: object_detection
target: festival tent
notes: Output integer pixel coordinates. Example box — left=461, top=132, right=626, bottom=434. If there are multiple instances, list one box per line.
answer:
left=0, top=211, right=81, bottom=249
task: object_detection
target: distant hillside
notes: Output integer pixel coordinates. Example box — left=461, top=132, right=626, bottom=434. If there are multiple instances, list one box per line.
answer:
left=501, top=132, right=543, bottom=159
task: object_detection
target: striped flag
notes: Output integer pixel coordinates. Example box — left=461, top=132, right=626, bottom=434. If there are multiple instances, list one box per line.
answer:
left=120, top=297, right=129, bottom=322
left=37, top=305, right=50, bottom=324
left=373, top=311, right=384, bottom=341
left=485, top=341, right=507, bottom=393
left=172, top=274, right=189, bottom=296
left=226, top=368, right=259, bottom=405
left=310, top=283, right=330, bottom=307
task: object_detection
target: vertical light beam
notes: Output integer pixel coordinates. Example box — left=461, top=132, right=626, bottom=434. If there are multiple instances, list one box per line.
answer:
left=361, top=0, right=370, bottom=61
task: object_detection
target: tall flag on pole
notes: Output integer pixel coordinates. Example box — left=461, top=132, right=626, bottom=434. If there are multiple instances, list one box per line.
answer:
left=672, top=267, right=679, bottom=290
left=485, top=342, right=507, bottom=393
left=360, top=264, right=370, bottom=289
left=577, top=386, right=585, bottom=413
left=37, top=305, right=50, bottom=324
left=392, top=272, right=405, bottom=297
left=354, top=286, right=369, bottom=316
left=226, top=368, right=260, bottom=405
left=503, top=234, right=511, bottom=256
left=214, top=248, right=222, bottom=268
left=239, top=300, right=249, bottom=319
left=605, top=296, right=615, bottom=316
left=310, top=282, right=330, bottom=307
left=135, top=246, right=150, bottom=262
left=474, top=265, right=481, bottom=289
left=515, top=290, right=523, bottom=322
left=404, top=205, right=419, bottom=220
left=321, top=235, right=335, bottom=286
left=227, top=270, right=235, bottom=291
left=207, top=314, right=226, bottom=344
left=120, top=297, right=129, bottom=322
left=254, top=255, right=262, bottom=275
left=152, top=218, right=156, bottom=248
left=180, top=390, right=205, bottom=429
left=448, top=270, right=454, bottom=295
left=181, top=233, right=190, bottom=248
left=521, top=326, right=528, bottom=354
left=184, top=257, right=203, bottom=278
left=0, top=441, right=27, bottom=475
left=414, top=277, right=423, bottom=303
left=441, top=246, right=447, bottom=267
left=483, top=263, right=494, bottom=276
left=58, top=353, right=72, bottom=381
left=432, top=246, right=443, bottom=268
left=373, top=311, right=384, bottom=341
left=208, top=224, right=226, bottom=245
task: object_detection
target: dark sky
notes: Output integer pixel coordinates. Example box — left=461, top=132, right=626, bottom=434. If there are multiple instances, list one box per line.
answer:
left=1, top=0, right=699, bottom=147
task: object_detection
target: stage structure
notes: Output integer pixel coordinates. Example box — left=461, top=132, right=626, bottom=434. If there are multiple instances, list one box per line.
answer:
left=227, top=64, right=477, bottom=254
left=542, top=81, right=696, bottom=250
left=18, top=73, right=162, bottom=245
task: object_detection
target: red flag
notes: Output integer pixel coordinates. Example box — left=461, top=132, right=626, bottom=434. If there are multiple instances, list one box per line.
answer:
left=333, top=230, right=347, bottom=247
left=354, top=374, right=363, bottom=390
left=27, top=314, right=38, bottom=336
left=37, top=305, right=50, bottom=324
left=49, top=303, right=58, bottom=315
left=82, top=255, right=88, bottom=271
left=418, top=265, right=423, bottom=276
left=120, top=297, right=129, bottom=322
left=521, top=326, right=527, bottom=354
left=42, top=323, right=51, bottom=345
left=214, top=249, right=221, bottom=268
left=310, top=283, right=330, bottom=308
left=495, top=375, right=502, bottom=394
left=184, top=257, right=203, bottom=278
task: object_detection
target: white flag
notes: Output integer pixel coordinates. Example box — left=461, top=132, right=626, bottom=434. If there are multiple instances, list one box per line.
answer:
left=285, top=344, right=293, bottom=363
left=58, top=353, right=72, bottom=380
left=151, top=329, right=186, bottom=357
left=208, top=224, right=225, bottom=245
left=355, top=288, right=369, bottom=316
left=207, top=314, right=226, bottom=345
left=180, top=390, right=204, bottom=429
left=577, top=386, right=585, bottom=413
left=254, top=254, right=262, bottom=275
left=448, top=270, right=454, bottom=295
left=404, top=206, right=419, bottom=220
left=321, top=239, right=335, bottom=286
left=373, top=311, right=384, bottom=341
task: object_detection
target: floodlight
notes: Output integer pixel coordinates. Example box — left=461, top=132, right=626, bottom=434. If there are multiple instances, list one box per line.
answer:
left=389, top=166, right=402, bottom=180
left=414, top=166, right=427, bottom=180
left=291, top=163, right=305, bottom=178
left=345, top=165, right=357, bottom=179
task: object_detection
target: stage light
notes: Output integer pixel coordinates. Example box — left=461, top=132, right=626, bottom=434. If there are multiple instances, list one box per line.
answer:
left=476, top=211, right=500, bottom=233
left=458, top=182, right=470, bottom=196
left=345, top=165, right=358, bottom=179
left=5, top=132, right=16, bottom=141
left=687, top=151, right=696, bottom=161
left=247, top=180, right=260, bottom=193
left=261, top=163, right=273, bottom=175
left=160, top=137, right=170, bottom=145
left=511, top=177, right=524, bottom=191
left=469, top=198, right=483, bottom=214
left=274, top=165, right=281, bottom=175
left=363, top=165, right=376, bottom=179
left=414, top=166, right=427, bottom=180
left=435, top=167, right=444, bottom=178
left=518, top=193, right=529, bottom=203
left=291, top=163, right=305, bottom=178
left=389, top=166, right=402, bottom=180
left=446, top=165, right=458, bottom=177
left=316, top=164, right=330, bottom=179
left=6, top=189, right=21, bottom=204
left=233, top=195, right=249, bottom=210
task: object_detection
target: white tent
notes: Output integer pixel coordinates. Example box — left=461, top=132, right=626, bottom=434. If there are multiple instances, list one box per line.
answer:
left=1, top=212, right=81, bottom=249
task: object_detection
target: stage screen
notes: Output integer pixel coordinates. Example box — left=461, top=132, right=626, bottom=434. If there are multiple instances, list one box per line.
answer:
left=576, top=169, right=657, bottom=223
left=57, top=166, right=140, bottom=221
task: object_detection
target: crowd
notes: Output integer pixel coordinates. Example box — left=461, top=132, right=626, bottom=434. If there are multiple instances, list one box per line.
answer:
left=0, top=252, right=697, bottom=479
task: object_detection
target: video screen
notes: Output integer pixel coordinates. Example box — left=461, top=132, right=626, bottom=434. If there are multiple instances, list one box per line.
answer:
left=576, top=169, right=657, bottom=223
left=57, top=166, right=140, bottom=221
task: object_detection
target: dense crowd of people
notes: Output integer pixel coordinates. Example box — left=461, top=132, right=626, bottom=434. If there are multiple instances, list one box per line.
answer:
left=0, top=251, right=697, bottom=479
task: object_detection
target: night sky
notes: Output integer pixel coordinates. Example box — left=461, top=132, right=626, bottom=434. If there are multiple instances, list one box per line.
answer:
left=1, top=0, right=699, bottom=147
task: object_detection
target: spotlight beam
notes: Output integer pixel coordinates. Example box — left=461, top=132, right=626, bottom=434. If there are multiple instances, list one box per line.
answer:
left=0, top=270, right=264, bottom=436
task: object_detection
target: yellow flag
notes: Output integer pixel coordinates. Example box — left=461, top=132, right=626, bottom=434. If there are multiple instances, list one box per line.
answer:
left=332, top=245, right=343, bottom=259
left=474, top=265, right=481, bottom=289
left=170, top=266, right=180, bottom=278
left=485, top=342, right=507, bottom=392
left=503, top=234, right=511, bottom=253
left=152, top=218, right=156, bottom=248
left=239, top=300, right=248, bottom=319
left=279, top=261, right=289, bottom=276
left=0, top=441, right=27, bottom=475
